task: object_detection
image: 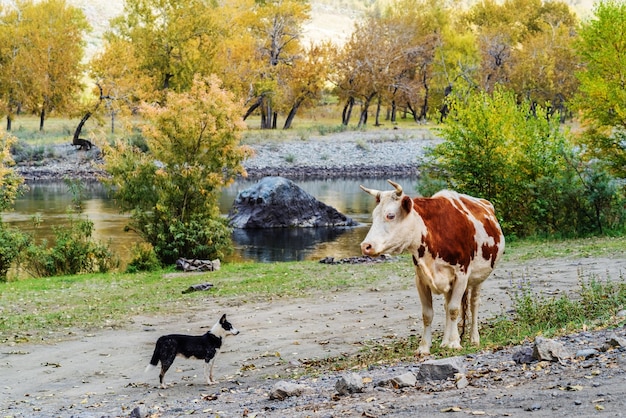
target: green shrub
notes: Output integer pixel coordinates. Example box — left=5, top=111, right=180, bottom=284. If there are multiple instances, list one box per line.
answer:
left=25, top=215, right=117, bottom=277
left=422, top=87, right=626, bottom=237
left=485, top=273, right=626, bottom=345
left=0, top=225, right=30, bottom=281
left=139, top=217, right=233, bottom=266
left=126, top=242, right=161, bottom=273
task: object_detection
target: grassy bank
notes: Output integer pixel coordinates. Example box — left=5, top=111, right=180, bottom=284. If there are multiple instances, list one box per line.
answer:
left=1, top=237, right=624, bottom=351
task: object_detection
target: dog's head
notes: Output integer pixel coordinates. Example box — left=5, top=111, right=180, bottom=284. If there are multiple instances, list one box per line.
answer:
left=211, top=314, right=240, bottom=338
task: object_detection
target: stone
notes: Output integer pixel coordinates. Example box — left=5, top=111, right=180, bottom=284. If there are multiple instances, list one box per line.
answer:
left=607, top=333, right=626, bottom=348
left=416, top=356, right=465, bottom=381
left=390, top=372, right=417, bottom=388
left=512, top=347, right=535, bottom=364
left=575, top=348, right=599, bottom=359
left=228, top=176, right=357, bottom=228
left=532, top=337, right=572, bottom=361
left=269, top=381, right=308, bottom=400
left=335, top=373, right=364, bottom=395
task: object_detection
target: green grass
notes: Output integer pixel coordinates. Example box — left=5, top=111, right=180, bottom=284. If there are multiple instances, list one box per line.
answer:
left=297, top=269, right=626, bottom=376
left=0, top=259, right=413, bottom=344
left=2, top=237, right=624, bottom=352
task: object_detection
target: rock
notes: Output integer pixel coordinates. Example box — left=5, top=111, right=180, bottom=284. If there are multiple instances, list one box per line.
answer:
left=455, top=373, right=469, bottom=389
left=335, top=373, right=364, bottom=395
left=532, top=337, right=572, bottom=361
left=228, top=176, right=357, bottom=228
left=269, top=381, right=308, bottom=400
left=176, top=258, right=220, bottom=272
left=575, top=348, right=599, bottom=359
left=416, top=356, right=465, bottom=381
left=607, top=333, right=626, bottom=348
left=376, top=371, right=417, bottom=388
left=512, top=347, right=535, bottom=364
left=129, top=405, right=147, bottom=418
left=391, top=372, right=417, bottom=388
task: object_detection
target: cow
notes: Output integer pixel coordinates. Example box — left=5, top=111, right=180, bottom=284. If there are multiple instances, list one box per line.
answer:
left=360, top=180, right=505, bottom=355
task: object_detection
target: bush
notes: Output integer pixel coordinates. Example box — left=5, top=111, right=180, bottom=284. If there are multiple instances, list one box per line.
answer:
left=0, top=225, right=30, bottom=281
left=423, top=87, right=626, bottom=237
left=25, top=215, right=117, bottom=277
left=102, top=75, right=249, bottom=265
left=126, top=242, right=161, bottom=273
left=138, top=216, right=233, bottom=265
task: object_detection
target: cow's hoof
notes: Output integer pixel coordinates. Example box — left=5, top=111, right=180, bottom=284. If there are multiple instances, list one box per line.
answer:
left=417, top=347, right=431, bottom=356
left=441, top=342, right=462, bottom=350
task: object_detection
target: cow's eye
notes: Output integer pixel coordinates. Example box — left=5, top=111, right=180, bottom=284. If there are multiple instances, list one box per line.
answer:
left=386, top=212, right=395, bottom=221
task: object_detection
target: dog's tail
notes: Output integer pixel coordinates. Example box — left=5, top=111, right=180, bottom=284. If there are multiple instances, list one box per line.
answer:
left=145, top=342, right=160, bottom=372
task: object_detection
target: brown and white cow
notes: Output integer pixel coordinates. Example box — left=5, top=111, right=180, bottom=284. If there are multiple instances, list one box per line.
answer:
left=360, top=180, right=504, bottom=355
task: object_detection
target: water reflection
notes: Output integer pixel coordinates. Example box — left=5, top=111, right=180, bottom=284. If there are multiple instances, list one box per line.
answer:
left=5, top=176, right=418, bottom=264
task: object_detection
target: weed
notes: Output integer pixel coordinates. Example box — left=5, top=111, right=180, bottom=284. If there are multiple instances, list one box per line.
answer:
left=355, top=139, right=370, bottom=151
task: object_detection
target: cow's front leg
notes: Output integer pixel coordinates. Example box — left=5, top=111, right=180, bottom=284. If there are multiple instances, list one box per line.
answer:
left=415, top=273, right=433, bottom=355
left=441, top=279, right=466, bottom=350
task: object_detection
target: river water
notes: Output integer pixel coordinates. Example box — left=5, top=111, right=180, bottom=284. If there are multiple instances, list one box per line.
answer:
left=3, top=176, right=418, bottom=265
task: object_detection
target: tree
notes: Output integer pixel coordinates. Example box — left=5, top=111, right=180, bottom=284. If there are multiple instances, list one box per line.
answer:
left=25, top=0, right=90, bottom=130
left=279, top=42, right=332, bottom=129
left=107, top=0, right=223, bottom=98
left=0, top=0, right=89, bottom=131
left=572, top=0, right=626, bottom=177
left=240, top=0, right=311, bottom=129
left=0, top=133, right=29, bottom=280
left=0, top=2, right=31, bottom=131
left=421, top=87, right=623, bottom=237
left=102, top=75, right=252, bottom=264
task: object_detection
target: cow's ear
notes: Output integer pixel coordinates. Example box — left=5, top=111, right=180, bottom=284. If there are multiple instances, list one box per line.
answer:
left=401, top=196, right=413, bottom=214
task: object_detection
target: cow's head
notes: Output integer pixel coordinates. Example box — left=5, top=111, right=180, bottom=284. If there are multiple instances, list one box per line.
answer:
left=360, top=180, right=419, bottom=256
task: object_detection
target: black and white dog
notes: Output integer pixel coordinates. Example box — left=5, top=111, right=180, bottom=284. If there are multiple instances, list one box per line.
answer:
left=145, top=314, right=239, bottom=388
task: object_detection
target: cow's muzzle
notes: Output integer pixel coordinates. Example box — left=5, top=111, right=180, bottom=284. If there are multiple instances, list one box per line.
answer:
left=361, top=241, right=376, bottom=256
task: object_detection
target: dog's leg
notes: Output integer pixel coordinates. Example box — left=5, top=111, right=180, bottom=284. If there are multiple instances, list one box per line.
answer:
left=160, top=357, right=175, bottom=389
left=205, top=356, right=217, bottom=384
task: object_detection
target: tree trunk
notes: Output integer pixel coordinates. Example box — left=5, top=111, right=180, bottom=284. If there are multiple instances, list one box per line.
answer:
left=374, top=96, right=382, bottom=127
left=418, top=74, right=429, bottom=121
left=407, top=102, right=418, bottom=123
left=243, top=96, right=263, bottom=120
left=39, top=108, right=45, bottom=131
left=391, top=100, right=397, bottom=123
left=260, top=98, right=272, bottom=129
left=439, top=84, right=453, bottom=123
left=357, top=92, right=376, bottom=128
left=283, top=101, right=301, bottom=129
left=272, top=111, right=277, bottom=129
left=342, top=97, right=354, bottom=125
left=72, top=111, right=93, bottom=150
left=6, top=115, right=12, bottom=131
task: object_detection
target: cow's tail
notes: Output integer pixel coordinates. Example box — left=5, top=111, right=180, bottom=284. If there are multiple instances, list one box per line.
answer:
left=460, top=289, right=469, bottom=341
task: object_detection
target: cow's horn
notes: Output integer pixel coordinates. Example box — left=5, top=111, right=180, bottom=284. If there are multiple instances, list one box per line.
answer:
left=387, top=179, right=403, bottom=196
left=360, top=185, right=380, bottom=198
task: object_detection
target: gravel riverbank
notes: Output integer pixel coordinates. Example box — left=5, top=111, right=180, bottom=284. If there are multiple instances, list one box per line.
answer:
left=15, top=128, right=439, bottom=182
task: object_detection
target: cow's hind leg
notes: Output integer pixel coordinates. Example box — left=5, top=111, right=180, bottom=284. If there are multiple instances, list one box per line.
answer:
left=441, top=277, right=466, bottom=350
left=469, top=284, right=482, bottom=346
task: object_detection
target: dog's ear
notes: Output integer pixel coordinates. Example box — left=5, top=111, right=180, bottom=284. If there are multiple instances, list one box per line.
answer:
left=219, top=314, right=226, bottom=324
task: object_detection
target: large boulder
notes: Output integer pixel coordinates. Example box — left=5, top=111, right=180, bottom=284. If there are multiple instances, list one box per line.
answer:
left=228, top=176, right=357, bottom=228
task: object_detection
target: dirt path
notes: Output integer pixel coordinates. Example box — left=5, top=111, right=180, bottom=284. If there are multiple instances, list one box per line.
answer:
left=1, top=255, right=625, bottom=417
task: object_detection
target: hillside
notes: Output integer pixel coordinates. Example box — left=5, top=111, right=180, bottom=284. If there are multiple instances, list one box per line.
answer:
left=1, top=0, right=597, bottom=59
